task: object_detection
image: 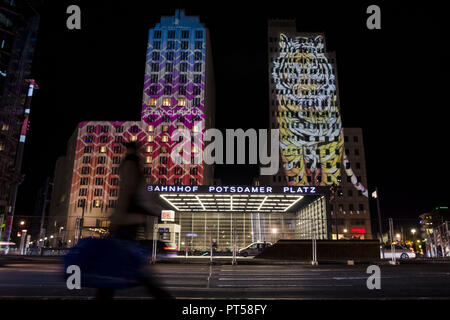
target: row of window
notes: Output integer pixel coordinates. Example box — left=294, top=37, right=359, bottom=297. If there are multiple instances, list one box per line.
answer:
left=344, top=135, right=360, bottom=143
left=152, top=40, right=203, bottom=51
left=153, top=29, right=203, bottom=40
left=331, top=204, right=366, bottom=211
left=277, top=122, right=340, bottom=130
left=274, top=174, right=362, bottom=184
left=268, top=37, right=324, bottom=45
left=150, top=72, right=202, bottom=83
left=149, top=85, right=202, bottom=96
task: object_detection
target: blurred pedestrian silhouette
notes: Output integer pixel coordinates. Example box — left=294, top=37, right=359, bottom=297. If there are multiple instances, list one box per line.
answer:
left=95, top=141, right=173, bottom=299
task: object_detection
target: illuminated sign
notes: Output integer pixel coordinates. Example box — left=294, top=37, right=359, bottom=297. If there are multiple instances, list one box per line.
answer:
left=147, top=185, right=324, bottom=195
left=161, top=210, right=175, bottom=222
left=351, top=228, right=366, bottom=234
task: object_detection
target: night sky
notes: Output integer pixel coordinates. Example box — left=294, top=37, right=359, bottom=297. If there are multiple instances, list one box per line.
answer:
left=16, top=0, right=447, bottom=224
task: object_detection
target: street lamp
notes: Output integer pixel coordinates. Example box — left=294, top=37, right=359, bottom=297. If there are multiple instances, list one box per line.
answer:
left=19, top=220, right=25, bottom=226
left=411, top=229, right=416, bottom=235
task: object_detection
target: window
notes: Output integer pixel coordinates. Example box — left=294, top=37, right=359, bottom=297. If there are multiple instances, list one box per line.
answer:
left=161, top=146, right=168, bottom=153
left=159, top=156, right=167, bottom=164
left=82, top=156, right=91, bottom=164
left=94, top=189, right=103, bottom=197
left=110, top=178, right=119, bottom=186
left=178, top=86, right=186, bottom=95
left=93, top=200, right=102, bottom=208
left=161, top=135, right=169, bottom=143
left=194, top=75, right=201, bottom=83
left=190, top=167, right=198, bottom=175
left=164, top=86, right=172, bottom=95
left=152, top=52, right=160, bottom=60
left=96, top=167, right=105, bottom=175
left=355, top=149, right=360, bottom=155
left=108, top=200, right=118, bottom=208
left=162, top=98, right=171, bottom=106
left=190, top=178, right=198, bottom=185
left=194, top=63, right=202, bottom=72
left=195, top=41, right=202, bottom=49
left=97, top=156, right=106, bottom=164
left=84, top=136, right=94, bottom=143
left=153, top=30, right=161, bottom=38
left=349, top=204, right=354, bottom=211
left=168, top=30, right=175, bottom=38
left=195, top=30, right=203, bottom=38
left=152, top=41, right=161, bottom=49
left=193, top=86, right=201, bottom=95
left=146, top=135, right=154, bottom=142
left=87, top=125, right=95, bottom=133
left=356, top=162, right=361, bottom=169
left=180, top=63, right=188, bottom=72
left=151, top=63, right=159, bottom=72
left=115, top=126, right=124, bottom=133
left=143, top=167, right=152, bottom=175
left=162, top=125, right=169, bottom=132
left=113, top=146, right=121, bottom=153
left=115, top=136, right=123, bottom=143
left=78, top=199, right=87, bottom=207
left=359, top=204, right=364, bottom=211
left=353, top=136, right=359, bottom=143
left=148, top=98, right=157, bottom=106
left=146, top=145, right=153, bottom=153
left=166, top=51, right=174, bottom=60
left=112, top=167, right=119, bottom=175
left=150, top=74, right=158, bottom=83
left=158, top=178, right=167, bottom=185
left=181, top=52, right=188, bottom=60
left=130, top=135, right=137, bottom=142
left=112, top=156, right=121, bottom=164
left=175, top=167, right=183, bottom=175
left=79, top=188, right=87, bottom=196
left=344, top=136, right=348, bottom=142
left=80, top=178, right=89, bottom=185
left=99, top=146, right=107, bottom=153
left=145, top=156, right=152, bottom=164
left=158, top=167, right=167, bottom=175
left=110, top=189, right=119, bottom=197
left=181, top=30, right=189, bottom=38
left=84, top=146, right=92, bottom=153
left=194, top=52, right=202, bottom=60
left=1, top=123, right=9, bottom=131
left=95, top=178, right=104, bottom=185
left=178, top=98, right=186, bottom=106
left=81, top=167, right=90, bottom=174
left=181, top=41, right=189, bottom=49
left=174, top=178, right=182, bottom=185
left=193, top=98, right=201, bottom=106
left=167, top=41, right=175, bottom=49
left=348, top=190, right=353, bottom=197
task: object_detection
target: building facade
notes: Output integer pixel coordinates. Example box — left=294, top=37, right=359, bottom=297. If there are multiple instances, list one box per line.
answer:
left=47, top=10, right=215, bottom=245
left=262, top=19, right=372, bottom=239
left=0, top=0, right=39, bottom=240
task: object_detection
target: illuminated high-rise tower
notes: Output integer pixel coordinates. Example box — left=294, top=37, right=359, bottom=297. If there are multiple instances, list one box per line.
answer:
left=262, top=19, right=372, bottom=239
left=47, top=10, right=215, bottom=245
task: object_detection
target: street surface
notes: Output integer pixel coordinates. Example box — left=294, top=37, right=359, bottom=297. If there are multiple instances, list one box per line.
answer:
left=0, top=256, right=449, bottom=299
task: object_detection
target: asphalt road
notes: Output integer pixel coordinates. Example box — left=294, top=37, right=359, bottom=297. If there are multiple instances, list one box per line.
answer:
left=0, top=256, right=449, bottom=299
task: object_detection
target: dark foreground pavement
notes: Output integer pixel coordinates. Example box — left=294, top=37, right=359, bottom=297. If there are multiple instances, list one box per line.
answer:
left=0, top=256, right=449, bottom=299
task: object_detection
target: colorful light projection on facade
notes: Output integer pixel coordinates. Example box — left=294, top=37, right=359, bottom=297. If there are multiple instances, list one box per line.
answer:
left=272, top=33, right=368, bottom=196
left=141, top=10, right=206, bottom=185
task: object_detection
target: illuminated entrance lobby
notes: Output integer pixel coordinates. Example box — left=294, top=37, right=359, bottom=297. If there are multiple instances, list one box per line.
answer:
left=150, top=185, right=331, bottom=252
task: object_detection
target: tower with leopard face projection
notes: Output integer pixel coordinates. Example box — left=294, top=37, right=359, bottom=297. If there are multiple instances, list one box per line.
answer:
left=261, top=19, right=372, bottom=240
